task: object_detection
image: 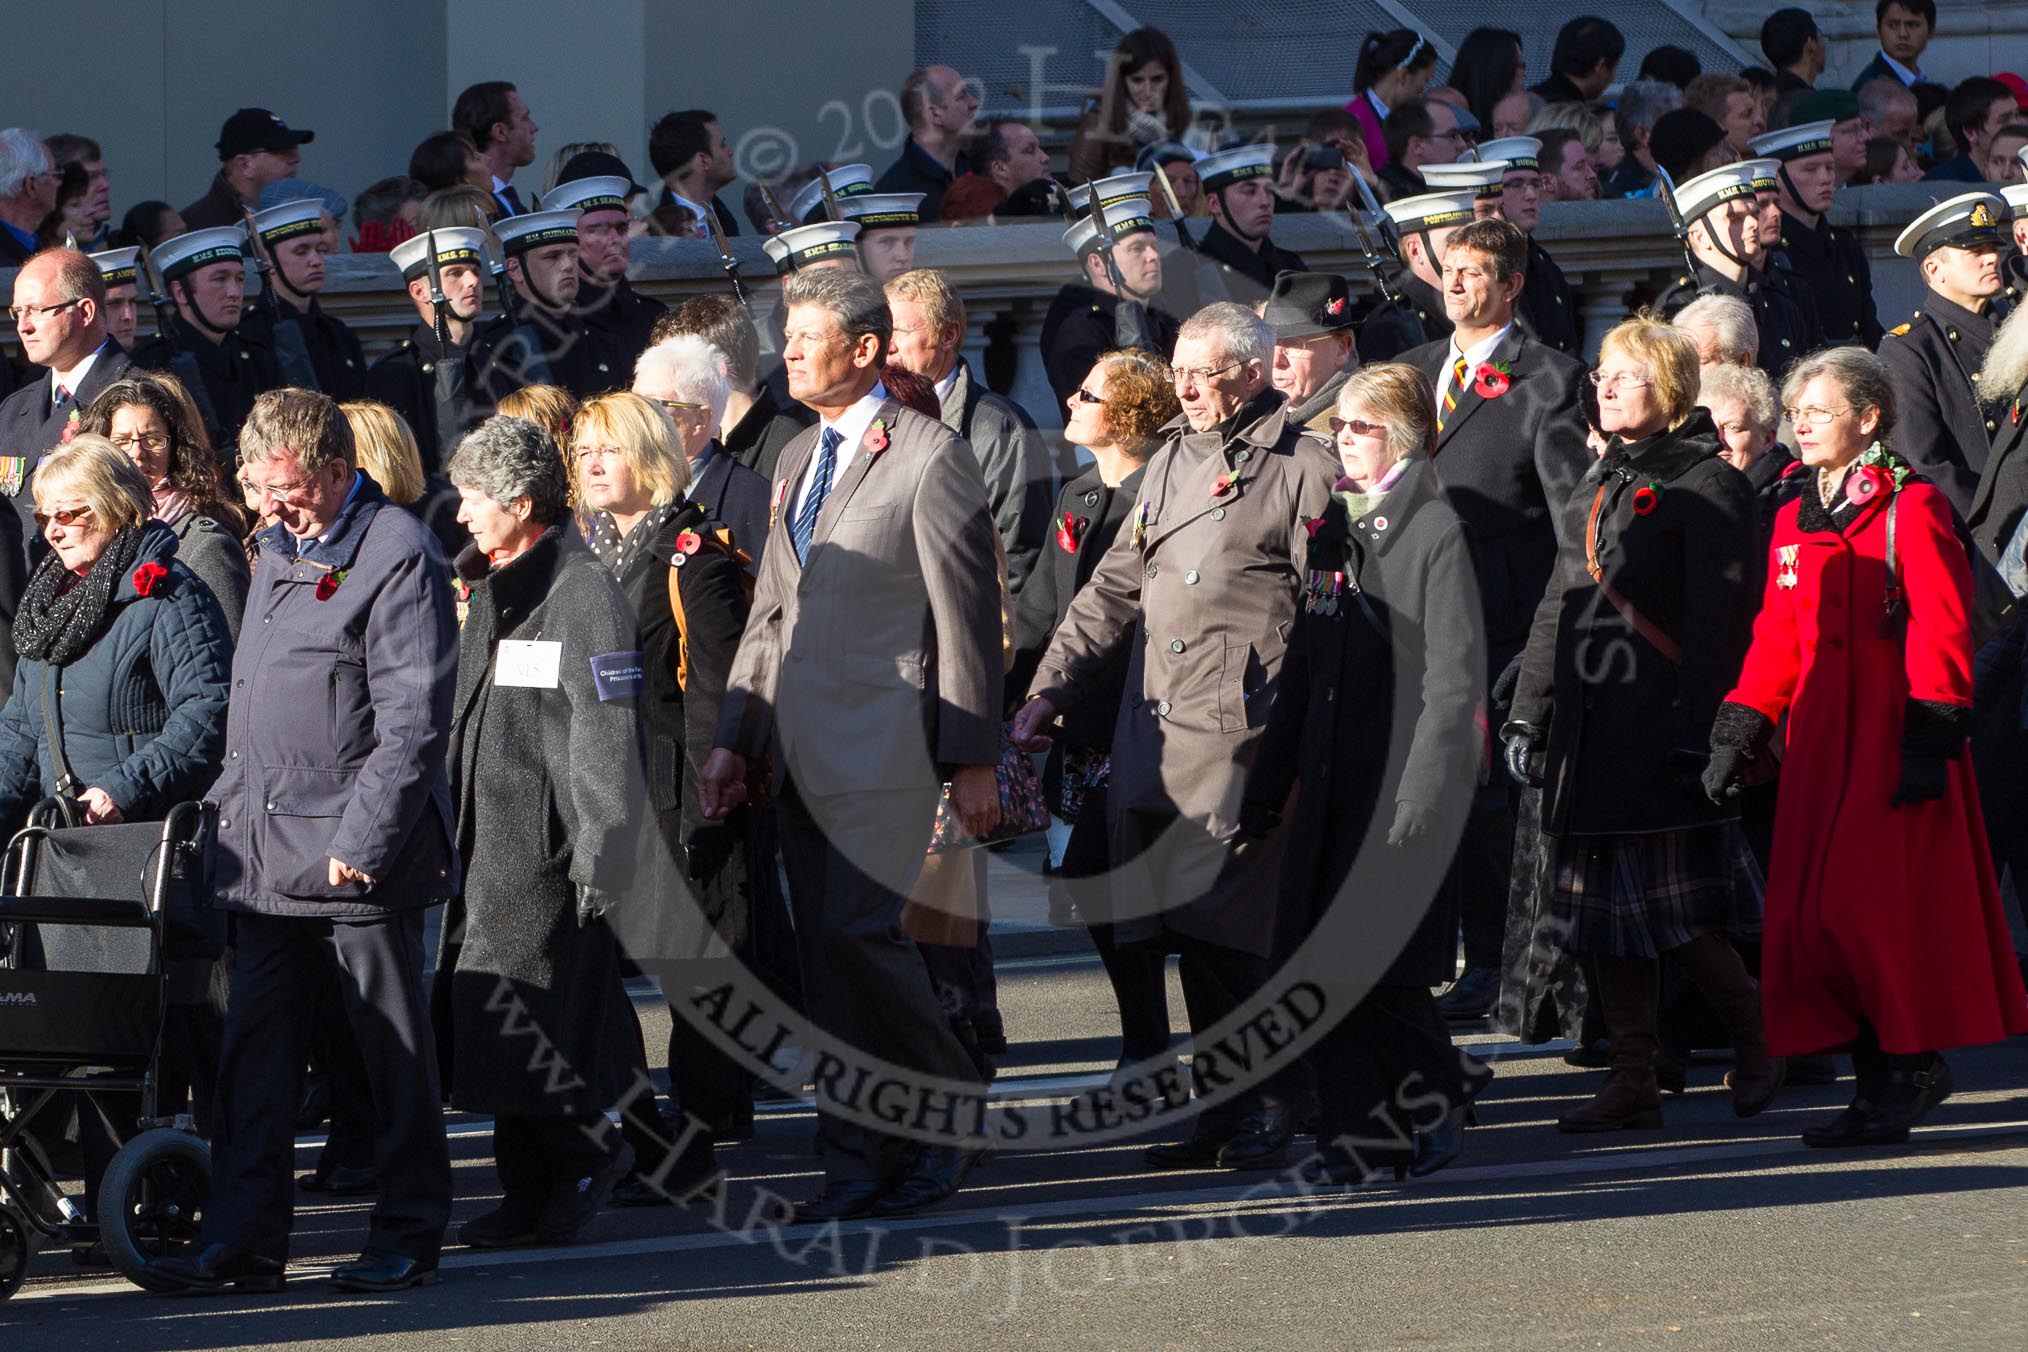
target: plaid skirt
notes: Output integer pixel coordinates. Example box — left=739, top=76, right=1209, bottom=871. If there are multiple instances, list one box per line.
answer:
left=1548, top=824, right=1765, bottom=958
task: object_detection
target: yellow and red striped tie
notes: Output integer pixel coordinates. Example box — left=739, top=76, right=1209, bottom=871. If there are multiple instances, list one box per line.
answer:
left=1439, top=356, right=1468, bottom=433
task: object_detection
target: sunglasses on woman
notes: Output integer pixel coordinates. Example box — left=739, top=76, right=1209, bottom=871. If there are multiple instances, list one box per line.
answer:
left=34, top=505, right=93, bottom=529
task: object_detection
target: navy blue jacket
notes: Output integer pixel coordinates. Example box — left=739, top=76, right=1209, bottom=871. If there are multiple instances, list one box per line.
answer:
left=0, top=521, right=233, bottom=827
left=210, top=473, right=460, bottom=917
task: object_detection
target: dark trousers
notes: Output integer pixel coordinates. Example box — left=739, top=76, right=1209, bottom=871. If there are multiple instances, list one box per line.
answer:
left=1063, top=783, right=1171, bottom=1063
left=309, top=974, right=379, bottom=1175
left=1459, top=785, right=1516, bottom=971
left=779, top=780, right=983, bottom=1184
left=494, top=1113, right=612, bottom=1213
left=1173, top=934, right=1283, bottom=1130
left=1311, top=983, right=1466, bottom=1161
left=202, top=909, right=451, bottom=1264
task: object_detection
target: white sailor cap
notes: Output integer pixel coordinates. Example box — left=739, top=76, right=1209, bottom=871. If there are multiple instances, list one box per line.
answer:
left=838, top=192, right=923, bottom=232
left=1748, top=120, right=1834, bottom=163
left=1476, top=137, right=1542, bottom=172
left=1069, top=171, right=1155, bottom=213
left=1893, top=191, right=2009, bottom=259
left=154, top=226, right=247, bottom=280
left=2001, top=182, right=2028, bottom=219
left=493, top=208, right=580, bottom=256
left=540, top=175, right=631, bottom=216
left=1383, top=189, right=1480, bottom=233
left=389, top=227, right=490, bottom=282
left=1062, top=197, right=1158, bottom=256
left=89, top=246, right=140, bottom=287
left=248, top=197, right=325, bottom=246
left=762, top=219, right=862, bottom=274
left=1195, top=143, right=1275, bottom=193
left=1672, top=162, right=1761, bottom=225
left=1741, top=158, right=1782, bottom=193
left=790, top=164, right=875, bottom=225
left=1419, top=160, right=1512, bottom=199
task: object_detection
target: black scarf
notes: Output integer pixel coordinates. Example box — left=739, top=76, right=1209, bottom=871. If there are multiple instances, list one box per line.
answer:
left=15, top=525, right=146, bottom=666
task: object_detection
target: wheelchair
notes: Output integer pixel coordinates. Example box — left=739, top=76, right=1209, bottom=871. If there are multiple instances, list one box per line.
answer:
left=0, top=800, right=220, bottom=1299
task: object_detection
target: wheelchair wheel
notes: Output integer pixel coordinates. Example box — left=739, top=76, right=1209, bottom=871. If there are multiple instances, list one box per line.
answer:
left=0, top=1202, right=32, bottom=1301
left=96, top=1129, right=211, bottom=1292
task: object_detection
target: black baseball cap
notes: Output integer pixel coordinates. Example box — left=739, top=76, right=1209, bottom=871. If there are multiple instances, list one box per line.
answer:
left=217, top=108, right=315, bottom=160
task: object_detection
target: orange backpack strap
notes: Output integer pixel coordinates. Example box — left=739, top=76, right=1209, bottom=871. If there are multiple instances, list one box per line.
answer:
left=665, top=525, right=754, bottom=692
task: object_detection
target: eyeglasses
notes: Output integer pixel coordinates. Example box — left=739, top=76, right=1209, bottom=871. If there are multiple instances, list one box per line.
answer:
left=655, top=399, right=705, bottom=416
left=1072, top=387, right=1105, bottom=405
left=1589, top=371, right=1653, bottom=392
left=242, top=473, right=320, bottom=502
left=109, top=432, right=171, bottom=455
left=1167, top=360, right=1244, bottom=385
left=34, top=505, right=93, bottom=529
left=1327, top=417, right=1388, bottom=439
left=1781, top=404, right=1854, bottom=427
left=573, top=444, right=621, bottom=462
left=9, top=298, right=83, bottom=325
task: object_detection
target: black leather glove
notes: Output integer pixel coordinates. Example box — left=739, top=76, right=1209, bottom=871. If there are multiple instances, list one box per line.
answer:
left=1701, top=745, right=1754, bottom=804
left=576, top=884, right=614, bottom=925
left=1386, top=800, right=1435, bottom=846
left=1500, top=722, right=1544, bottom=789
left=1238, top=799, right=1282, bottom=842
left=1890, top=754, right=1949, bottom=807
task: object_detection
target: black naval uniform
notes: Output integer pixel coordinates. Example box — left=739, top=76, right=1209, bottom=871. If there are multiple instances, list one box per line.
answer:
left=365, top=322, right=489, bottom=475
left=579, top=278, right=668, bottom=378
left=1778, top=209, right=1883, bottom=348
left=243, top=299, right=368, bottom=400
left=1654, top=263, right=1820, bottom=375
left=1392, top=273, right=1453, bottom=350
left=2004, top=251, right=2027, bottom=305
left=1879, top=294, right=2009, bottom=516
left=1038, top=282, right=1182, bottom=411
left=132, top=315, right=286, bottom=449
left=1352, top=289, right=1430, bottom=364
left=470, top=306, right=621, bottom=402
left=1516, top=238, right=1581, bottom=356
left=1177, top=221, right=1307, bottom=307
left=1967, top=385, right=2028, bottom=562
left=721, top=382, right=816, bottom=482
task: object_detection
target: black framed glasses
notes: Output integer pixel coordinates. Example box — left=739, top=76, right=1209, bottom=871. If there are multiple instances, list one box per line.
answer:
left=9, top=298, right=83, bottom=325
left=1073, top=387, right=1105, bottom=405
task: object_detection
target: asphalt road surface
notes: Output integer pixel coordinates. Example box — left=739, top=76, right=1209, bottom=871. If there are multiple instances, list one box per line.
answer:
left=7, top=947, right=2027, bottom=1350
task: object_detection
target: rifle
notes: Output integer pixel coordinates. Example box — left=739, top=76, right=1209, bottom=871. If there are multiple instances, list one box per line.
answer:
left=134, top=239, right=224, bottom=443
left=1343, top=170, right=1407, bottom=307
left=1148, top=159, right=1198, bottom=253
left=1053, top=182, right=1155, bottom=355
left=470, top=206, right=554, bottom=389
left=421, top=229, right=469, bottom=470
left=755, top=181, right=791, bottom=235
left=700, top=205, right=753, bottom=315
left=240, top=208, right=321, bottom=389
left=1652, top=167, right=1705, bottom=286
left=815, top=169, right=845, bottom=224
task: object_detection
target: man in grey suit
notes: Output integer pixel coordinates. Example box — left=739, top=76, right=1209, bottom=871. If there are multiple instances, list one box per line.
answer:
left=700, top=268, right=1004, bottom=1223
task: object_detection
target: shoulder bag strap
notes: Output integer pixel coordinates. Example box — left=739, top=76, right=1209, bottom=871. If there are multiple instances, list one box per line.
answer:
left=1584, top=482, right=1684, bottom=665
left=40, top=665, right=84, bottom=822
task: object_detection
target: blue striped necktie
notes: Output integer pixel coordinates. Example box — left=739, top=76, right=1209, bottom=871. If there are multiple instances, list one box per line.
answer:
left=792, top=427, right=842, bottom=563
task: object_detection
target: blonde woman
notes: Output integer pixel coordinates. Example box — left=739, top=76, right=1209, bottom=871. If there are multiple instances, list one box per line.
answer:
left=1504, top=316, right=1774, bottom=1132
left=570, top=391, right=756, bottom=1204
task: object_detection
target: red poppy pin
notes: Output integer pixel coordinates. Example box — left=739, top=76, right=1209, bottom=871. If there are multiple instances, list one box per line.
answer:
left=865, top=418, right=891, bottom=454
left=131, top=561, right=168, bottom=597
left=314, top=568, right=348, bottom=601
left=1472, top=361, right=1513, bottom=399
left=1631, top=483, right=1661, bottom=516
left=1303, top=516, right=1327, bottom=539
left=1210, top=473, right=1234, bottom=499
left=1325, top=294, right=1347, bottom=319
left=60, top=409, right=81, bottom=443
left=1056, top=512, right=1087, bottom=553
left=1844, top=465, right=1889, bottom=508
left=676, top=529, right=703, bottom=556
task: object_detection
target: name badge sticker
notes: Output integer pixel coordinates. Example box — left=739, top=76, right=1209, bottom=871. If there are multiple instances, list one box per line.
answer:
left=494, top=639, right=563, bottom=688
left=590, top=650, right=646, bottom=701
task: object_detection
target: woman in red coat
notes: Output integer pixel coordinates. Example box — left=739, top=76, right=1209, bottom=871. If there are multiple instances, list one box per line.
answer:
left=1706, top=346, right=2028, bottom=1147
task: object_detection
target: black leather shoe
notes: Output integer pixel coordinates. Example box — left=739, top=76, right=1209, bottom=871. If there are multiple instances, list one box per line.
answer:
left=1852, top=1059, right=1953, bottom=1145
left=1144, top=1128, right=1233, bottom=1170
left=1653, top=1050, right=1689, bottom=1096
left=536, top=1139, right=636, bottom=1243
left=1217, top=1104, right=1295, bottom=1171
left=458, top=1204, right=542, bottom=1249
left=1800, top=1097, right=1879, bottom=1148
left=1563, top=1038, right=1612, bottom=1068
left=1460, top=1053, right=1496, bottom=1101
left=789, top=1177, right=890, bottom=1224
left=142, top=1244, right=286, bottom=1295
left=612, top=1145, right=725, bottom=1208
left=299, top=1164, right=380, bottom=1195
left=1435, top=967, right=1500, bottom=1021
left=870, top=1144, right=988, bottom=1217
left=1410, top=1104, right=1468, bottom=1178
left=1786, top=1053, right=1840, bottom=1085
left=331, top=1248, right=438, bottom=1292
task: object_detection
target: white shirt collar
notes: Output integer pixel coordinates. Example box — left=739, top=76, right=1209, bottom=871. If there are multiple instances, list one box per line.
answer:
left=1448, top=323, right=1513, bottom=371
left=797, top=381, right=890, bottom=517
left=1879, top=50, right=1922, bottom=85
left=1366, top=88, right=1390, bottom=120
left=933, top=362, right=962, bottom=404
left=51, top=342, right=106, bottom=404
left=491, top=174, right=513, bottom=195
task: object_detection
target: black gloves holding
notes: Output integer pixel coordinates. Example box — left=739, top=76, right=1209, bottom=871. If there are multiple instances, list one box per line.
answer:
left=1499, top=721, right=1544, bottom=789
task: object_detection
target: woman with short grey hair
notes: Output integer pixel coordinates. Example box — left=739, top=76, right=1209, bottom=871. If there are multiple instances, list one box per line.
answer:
left=438, top=413, right=652, bottom=1247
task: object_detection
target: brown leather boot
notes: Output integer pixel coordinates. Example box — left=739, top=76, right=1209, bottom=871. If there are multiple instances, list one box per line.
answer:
left=1557, top=957, right=1664, bottom=1133
left=1675, top=933, right=1784, bottom=1118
